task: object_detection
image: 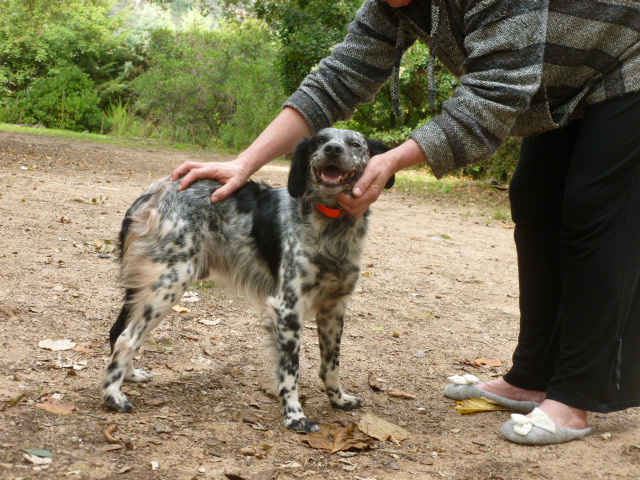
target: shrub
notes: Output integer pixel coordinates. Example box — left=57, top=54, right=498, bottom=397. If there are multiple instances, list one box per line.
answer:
left=16, top=67, right=103, bottom=131
left=130, top=19, right=284, bottom=148
left=461, top=137, right=522, bottom=182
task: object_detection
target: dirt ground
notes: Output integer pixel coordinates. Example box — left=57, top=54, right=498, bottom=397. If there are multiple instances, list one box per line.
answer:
left=0, top=130, right=639, bottom=480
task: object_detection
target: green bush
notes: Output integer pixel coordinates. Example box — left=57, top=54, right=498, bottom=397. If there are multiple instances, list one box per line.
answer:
left=254, top=0, right=361, bottom=95
left=215, top=19, right=286, bottom=150
left=106, top=99, right=157, bottom=138
left=461, top=136, right=521, bottom=182
left=334, top=42, right=457, bottom=148
left=16, top=67, right=103, bottom=131
left=130, top=19, right=284, bottom=148
left=0, top=0, right=135, bottom=106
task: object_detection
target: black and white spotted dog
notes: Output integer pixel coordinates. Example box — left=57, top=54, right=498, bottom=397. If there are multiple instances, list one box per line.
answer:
left=103, top=128, right=393, bottom=432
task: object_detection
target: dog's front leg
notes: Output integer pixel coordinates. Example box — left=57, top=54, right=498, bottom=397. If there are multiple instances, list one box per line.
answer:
left=317, top=299, right=362, bottom=410
left=268, top=294, right=319, bottom=433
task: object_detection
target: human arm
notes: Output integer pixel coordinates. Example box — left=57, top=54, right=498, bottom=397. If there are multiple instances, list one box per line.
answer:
left=340, top=0, right=548, bottom=214
left=284, top=0, right=415, bottom=132
left=414, top=0, right=548, bottom=177
left=171, top=107, right=311, bottom=202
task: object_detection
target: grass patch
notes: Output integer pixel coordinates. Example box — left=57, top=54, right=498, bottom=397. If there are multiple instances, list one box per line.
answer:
left=193, top=280, right=218, bottom=290
left=0, top=123, right=203, bottom=152
left=393, top=168, right=466, bottom=196
left=491, top=207, right=511, bottom=222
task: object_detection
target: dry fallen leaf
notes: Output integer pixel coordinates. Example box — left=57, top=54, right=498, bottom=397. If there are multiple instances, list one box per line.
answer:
left=38, top=339, right=76, bottom=351
left=55, top=358, right=88, bottom=371
left=387, top=389, right=416, bottom=399
left=474, top=357, right=503, bottom=367
left=0, top=388, right=21, bottom=402
left=21, top=449, right=53, bottom=458
left=367, top=372, right=385, bottom=392
left=72, top=340, right=100, bottom=354
left=35, top=398, right=76, bottom=415
left=85, top=239, right=118, bottom=254
left=98, top=444, right=123, bottom=452
left=103, top=424, right=120, bottom=444
left=23, top=454, right=53, bottom=466
left=302, top=424, right=374, bottom=454
left=357, top=413, right=410, bottom=442
left=181, top=291, right=200, bottom=303
left=199, top=318, right=220, bottom=326
left=172, top=305, right=191, bottom=314
left=454, top=397, right=509, bottom=414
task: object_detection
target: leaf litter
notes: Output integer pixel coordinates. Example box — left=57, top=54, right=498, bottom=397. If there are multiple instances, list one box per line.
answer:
left=38, top=339, right=76, bottom=351
left=302, top=423, right=375, bottom=454
left=303, top=414, right=410, bottom=453
left=35, top=397, right=76, bottom=415
left=454, top=397, right=508, bottom=414
left=357, top=413, right=410, bottom=442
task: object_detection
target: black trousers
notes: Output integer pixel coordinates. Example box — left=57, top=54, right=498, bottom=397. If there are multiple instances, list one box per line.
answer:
left=503, top=91, right=640, bottom=413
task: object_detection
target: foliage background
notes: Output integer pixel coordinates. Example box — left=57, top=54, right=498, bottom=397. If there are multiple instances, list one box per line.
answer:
left=0, top=0, right=518, bottom=180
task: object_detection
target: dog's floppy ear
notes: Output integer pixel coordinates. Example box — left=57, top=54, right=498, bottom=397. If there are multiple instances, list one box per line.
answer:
left=288, top=136, right=312, bottom=198
left=366, top=138, right=395, bottom=190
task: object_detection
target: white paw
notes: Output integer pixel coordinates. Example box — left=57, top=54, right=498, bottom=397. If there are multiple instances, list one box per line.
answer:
left=124, top=368, right=154, bottom=383
left=331, top=392, right=362, bottom=411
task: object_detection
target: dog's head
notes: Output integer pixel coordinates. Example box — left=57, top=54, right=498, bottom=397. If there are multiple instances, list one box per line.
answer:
left=287, top=128, right=395, bottom=203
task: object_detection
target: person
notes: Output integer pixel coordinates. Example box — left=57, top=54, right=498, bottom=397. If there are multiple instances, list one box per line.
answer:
left=171, top=0, right=640, bottom=445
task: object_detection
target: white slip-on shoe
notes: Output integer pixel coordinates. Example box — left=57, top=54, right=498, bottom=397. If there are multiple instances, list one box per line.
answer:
left=444, top=374, right=539, bottom=414
left=499, top=407, right=593, bottom=445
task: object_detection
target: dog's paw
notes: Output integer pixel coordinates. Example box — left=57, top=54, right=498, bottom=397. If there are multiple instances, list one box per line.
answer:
left=327, top=388, right=362, bottom=410
left=330, top=393, right=362, bottom=411
left=104, top=392, right=135, bottom=413
left=124, top=368, right=154, bottom=383
left=285, top=416, right=320, bottom=433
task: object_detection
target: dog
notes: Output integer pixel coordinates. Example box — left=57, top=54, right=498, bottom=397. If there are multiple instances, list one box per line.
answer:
left=102, top=128, right=394, bottom=432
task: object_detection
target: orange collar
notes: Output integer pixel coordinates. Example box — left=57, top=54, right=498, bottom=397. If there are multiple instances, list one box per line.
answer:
left=316, top=203, right=346, bottom=218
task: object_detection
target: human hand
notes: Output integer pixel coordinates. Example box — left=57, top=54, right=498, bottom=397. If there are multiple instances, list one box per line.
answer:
left=337, top=139, right=427, bottom=216
left=170, top=158, right=252, bottom=203
left=337, top=152, right=396, bottom=216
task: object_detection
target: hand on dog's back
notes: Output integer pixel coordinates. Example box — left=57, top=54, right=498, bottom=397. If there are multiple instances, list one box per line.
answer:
left=171, top=158, right=253, bottom=204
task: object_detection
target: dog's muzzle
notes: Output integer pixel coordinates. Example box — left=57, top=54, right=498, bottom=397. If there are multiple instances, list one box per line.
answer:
left=314, top=142, right=359, bottom=187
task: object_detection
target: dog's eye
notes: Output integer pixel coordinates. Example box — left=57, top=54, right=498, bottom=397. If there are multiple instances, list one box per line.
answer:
left=351, top=142, right=362, bottom=149
left=315, top=137, right=326, bottom=146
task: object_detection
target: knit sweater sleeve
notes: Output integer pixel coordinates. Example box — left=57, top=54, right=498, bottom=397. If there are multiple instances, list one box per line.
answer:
left=284, top=0, right=411, bottom=132
left=285, top=0, right=548, bottom=178
left=413, top=1, right=548, bottom=177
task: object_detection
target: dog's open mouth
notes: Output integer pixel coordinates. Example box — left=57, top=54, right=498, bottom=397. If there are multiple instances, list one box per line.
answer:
left=316, top=166, right=358, bottom=186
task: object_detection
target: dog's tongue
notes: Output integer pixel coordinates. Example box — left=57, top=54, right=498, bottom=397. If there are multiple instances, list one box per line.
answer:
left=321, top=166, right=343, bottom=184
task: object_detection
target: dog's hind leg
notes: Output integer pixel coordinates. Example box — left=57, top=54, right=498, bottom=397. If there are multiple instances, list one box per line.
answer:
left=103, top=262, right=194, bottom=412
left=316, top=299, right=362, bottom=410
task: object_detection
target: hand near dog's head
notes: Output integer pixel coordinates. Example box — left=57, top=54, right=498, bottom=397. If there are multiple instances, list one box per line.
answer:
left=336, top=151, right=396, bottom=217
left=338, top=138, right=425, bottom=216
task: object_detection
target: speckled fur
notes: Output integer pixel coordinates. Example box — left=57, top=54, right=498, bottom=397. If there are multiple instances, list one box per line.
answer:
left=102, top=129, right=393, bottom=432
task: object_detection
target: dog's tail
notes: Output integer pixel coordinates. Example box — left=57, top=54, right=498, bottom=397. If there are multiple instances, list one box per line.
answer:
left=118, top=177, right=173, bottom=259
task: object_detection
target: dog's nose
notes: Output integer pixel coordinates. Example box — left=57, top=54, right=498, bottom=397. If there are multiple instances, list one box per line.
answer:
left=323, top=142, right=344, bottom=158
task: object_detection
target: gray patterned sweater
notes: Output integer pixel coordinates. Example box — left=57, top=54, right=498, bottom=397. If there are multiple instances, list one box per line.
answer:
left=284, top=0, right=640, bottom=177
